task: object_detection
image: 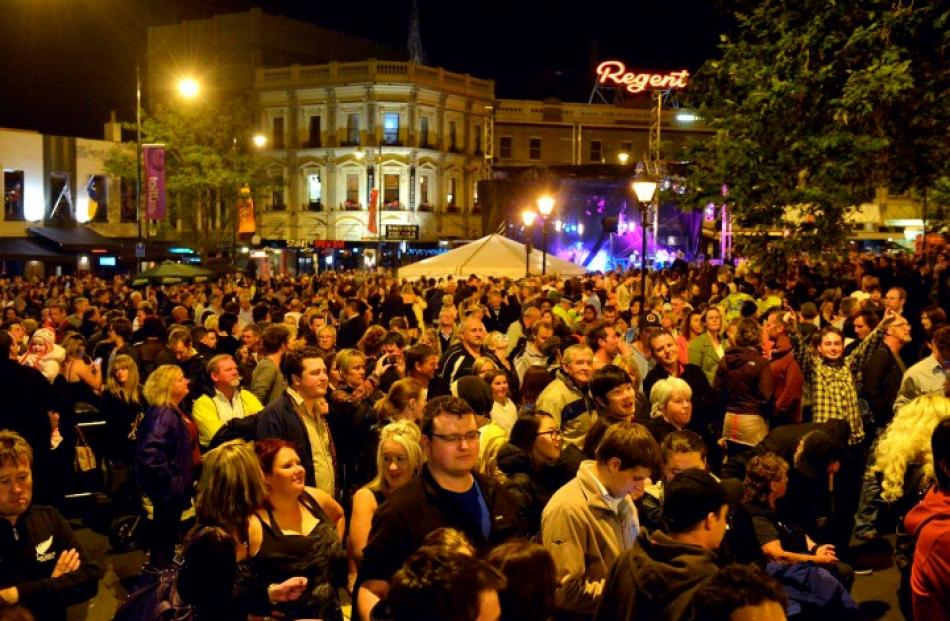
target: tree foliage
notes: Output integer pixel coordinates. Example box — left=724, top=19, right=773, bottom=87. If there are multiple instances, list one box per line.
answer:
left=105, top=99, right=269, bottom=254
left=681, top=0, right=949, bottom=271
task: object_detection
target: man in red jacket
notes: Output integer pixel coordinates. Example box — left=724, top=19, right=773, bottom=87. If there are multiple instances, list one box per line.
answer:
left=905, top=418, right=950, bottom=620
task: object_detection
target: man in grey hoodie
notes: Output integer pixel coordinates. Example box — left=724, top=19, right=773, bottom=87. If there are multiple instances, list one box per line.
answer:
left=594, top=469, right=728, bottom=621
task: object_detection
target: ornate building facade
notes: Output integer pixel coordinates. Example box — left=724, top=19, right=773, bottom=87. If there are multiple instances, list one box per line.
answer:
left=254, top=59, right=494, bottom=244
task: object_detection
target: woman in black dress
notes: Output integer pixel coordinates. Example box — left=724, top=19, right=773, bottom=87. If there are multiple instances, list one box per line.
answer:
left=180, top=440, right=307, bottom=620
left=253, top=438, right=347, bottom=621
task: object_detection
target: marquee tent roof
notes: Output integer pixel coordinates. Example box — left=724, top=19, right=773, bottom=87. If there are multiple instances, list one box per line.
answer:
left=397, top=234, right=587, bottom=280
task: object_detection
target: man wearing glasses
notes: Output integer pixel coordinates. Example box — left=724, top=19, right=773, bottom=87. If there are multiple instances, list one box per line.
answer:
left=862, top=315, right=912, bottom=433
left=355, top=395, right=520, bottom=621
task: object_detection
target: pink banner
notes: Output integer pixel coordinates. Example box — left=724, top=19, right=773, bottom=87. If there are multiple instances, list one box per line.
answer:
left=142, top=144, right=166, bottom=220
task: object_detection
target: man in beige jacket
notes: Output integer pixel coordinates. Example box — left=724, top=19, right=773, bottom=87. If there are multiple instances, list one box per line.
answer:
left=541, top=422, right=660, bottom=620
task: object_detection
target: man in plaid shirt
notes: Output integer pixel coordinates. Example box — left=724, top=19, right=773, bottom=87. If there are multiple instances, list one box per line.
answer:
left=790, top=308, right=898, bottom=446
left=787, top=306, right=898, bottom=554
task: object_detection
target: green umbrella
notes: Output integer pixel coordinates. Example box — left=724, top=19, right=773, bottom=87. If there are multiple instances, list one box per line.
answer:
left=131, top=261, right=214, bottom=286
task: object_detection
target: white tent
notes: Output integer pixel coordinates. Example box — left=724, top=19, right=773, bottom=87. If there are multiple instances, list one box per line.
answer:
left=397, top=234, right=588, bottom=280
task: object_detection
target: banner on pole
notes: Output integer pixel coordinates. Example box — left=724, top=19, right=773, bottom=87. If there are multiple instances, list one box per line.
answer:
left=237, top=185, right=256, bottom=233
left=368, top=188, right=379, bottom=234
left=142, top=144, right=166, bottom=220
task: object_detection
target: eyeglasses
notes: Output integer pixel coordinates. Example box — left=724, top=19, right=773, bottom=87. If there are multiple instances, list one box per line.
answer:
left=535, top=429, right=561, bottom=438
left=430, top=430, right=480, bottom=444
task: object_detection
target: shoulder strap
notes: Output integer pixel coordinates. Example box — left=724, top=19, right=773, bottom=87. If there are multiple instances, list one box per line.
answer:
left=300, top=490, right=329, bottom=520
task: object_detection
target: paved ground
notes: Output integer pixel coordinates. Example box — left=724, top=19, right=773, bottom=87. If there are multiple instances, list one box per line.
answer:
left=62, top=506, right=905, bottom=621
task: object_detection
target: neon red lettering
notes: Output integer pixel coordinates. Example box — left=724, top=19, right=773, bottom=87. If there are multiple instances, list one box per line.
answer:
left=594, top=60, right=690, bottom=94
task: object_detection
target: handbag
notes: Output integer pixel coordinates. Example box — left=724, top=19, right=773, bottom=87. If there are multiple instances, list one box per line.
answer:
left=113, top=556, right=194, bottom=621
left=74, top=425, right=97, bottom=473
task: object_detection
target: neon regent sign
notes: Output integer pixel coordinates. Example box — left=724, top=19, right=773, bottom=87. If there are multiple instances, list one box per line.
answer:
left=595, top=61, right=689, bottom=94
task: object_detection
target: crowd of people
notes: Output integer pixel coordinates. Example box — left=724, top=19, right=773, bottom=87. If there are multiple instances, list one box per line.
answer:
left=0, top=247, right=949, bottom=620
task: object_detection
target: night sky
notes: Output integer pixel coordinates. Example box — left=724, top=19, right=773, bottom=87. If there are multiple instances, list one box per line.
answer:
left=0, top=0, right=726, bottom=139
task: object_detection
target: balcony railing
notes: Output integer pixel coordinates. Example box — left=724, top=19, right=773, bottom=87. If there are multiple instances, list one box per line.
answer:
left=257, top=60, right=495, bottom=99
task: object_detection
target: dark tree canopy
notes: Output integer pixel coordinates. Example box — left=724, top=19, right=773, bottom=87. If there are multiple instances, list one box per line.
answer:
left=682, top=0, right=949, bottom=270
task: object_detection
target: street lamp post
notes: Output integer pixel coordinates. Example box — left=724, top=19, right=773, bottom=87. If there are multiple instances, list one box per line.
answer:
left=135, top=66, right=143, bottom=272
left=376, top=143, right=383, bottom=272
left=521, top=209, right=537, bottom=277
left=537, top=195, right=555, bottom=276
left=632, top=177, right=658, bottom=308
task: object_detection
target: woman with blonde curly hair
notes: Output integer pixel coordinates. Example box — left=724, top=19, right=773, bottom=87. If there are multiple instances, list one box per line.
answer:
left=854, top=393, right=950, bottom=541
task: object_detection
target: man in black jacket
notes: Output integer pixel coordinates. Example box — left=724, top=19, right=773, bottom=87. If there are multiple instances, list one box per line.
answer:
left=594, top=469, right=727, bottom=621
left=355, top=395, right=520, bottom=621
left=0, top=430, right=100, bottom=621
left=256, top=347, right=336, bottom=495
left=861, top=314, right=911, bottom=432
left=337, top=299, right=372, bottom=350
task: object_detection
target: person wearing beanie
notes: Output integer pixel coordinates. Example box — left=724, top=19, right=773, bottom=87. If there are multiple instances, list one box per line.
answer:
left=594, top=469, right=728, bottom=621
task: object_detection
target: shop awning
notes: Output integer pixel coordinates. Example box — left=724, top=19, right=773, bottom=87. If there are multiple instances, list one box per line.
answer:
left=27, top=226, right=121, bottom=252
left=0, top=237, right=74, bottom=261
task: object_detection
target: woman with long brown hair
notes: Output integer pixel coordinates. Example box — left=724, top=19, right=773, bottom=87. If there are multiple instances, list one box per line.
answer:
left=99, top=354, right=144, bottom=464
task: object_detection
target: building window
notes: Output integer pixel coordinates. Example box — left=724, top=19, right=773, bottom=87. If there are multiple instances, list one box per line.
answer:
left=529, top=138, right=541, bottom=160
left=347, top=113, right=360, bottom=145
left=270, top=174, right=285, bottom=210
left=420, top=116, right=429, bottom=147
left=88, top=175, right=108, bottom=222
left=449, top=121, right=457, bottom=150
left=120, top=177, right=136, bottom=222
left=272, top=117, right=285, bottom=149
left=474, top=124, right=482, bottom=154
left=48, top=172, right=69, bottom=223
left=308, top=116, right=321, bottom=147
left=590, top=140, right=603, bottom=162
left=499, top=137, right=512, bottom=159
left=4, top=170, right=24, bottom=221
left=383, top=113, right=399, bottom=145
left=345, top=174, right=360, bottom=205
left=383, top=173, right=400, bottom=207
left=620, top=141, right=633, bottom=154
left=307, top=172, right=322, bottom=210
left=447, top=178, right=457, bottom=207
left=419, top=175, right=430, bottom=205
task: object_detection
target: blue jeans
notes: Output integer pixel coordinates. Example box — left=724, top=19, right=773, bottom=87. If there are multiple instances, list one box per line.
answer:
left=853, top=468, right=882, bottom=539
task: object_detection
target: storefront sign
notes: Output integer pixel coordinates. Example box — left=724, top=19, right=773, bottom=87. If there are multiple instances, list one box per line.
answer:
left=385, top=224, right=420, bottom=241
left=287, top=239, right=313, bottom=248
left=314, top=240, right=345, bottom=249
left=595, top=61, right=689, bottom=94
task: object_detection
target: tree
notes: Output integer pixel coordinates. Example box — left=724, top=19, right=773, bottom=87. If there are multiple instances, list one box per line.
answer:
left=681, top=0, right=949, bottom=272
left=105, top=99, right=270, bottom=256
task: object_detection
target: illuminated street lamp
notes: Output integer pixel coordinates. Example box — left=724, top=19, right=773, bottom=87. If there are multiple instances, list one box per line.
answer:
left=521, top=209, right=537, bottom=277
left=631, top=177, right=658, bottom=306
left=618, top=152, right=630, bottom=165
left=252, top=134, right=268, bottom=149
left=537, top=195, right=555, bottom=276
left=177, top=77, right=200, bottom=99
